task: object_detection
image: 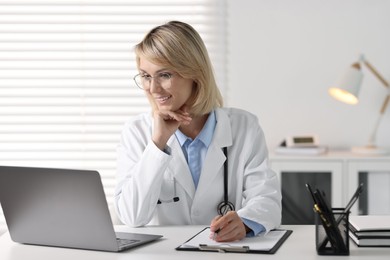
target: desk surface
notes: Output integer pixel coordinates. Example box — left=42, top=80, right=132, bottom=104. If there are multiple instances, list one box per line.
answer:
left=1, top=225, right=389, bottom=260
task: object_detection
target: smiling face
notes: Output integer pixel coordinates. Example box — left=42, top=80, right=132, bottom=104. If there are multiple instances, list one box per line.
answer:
left=139, top=57, right=195, bottom=112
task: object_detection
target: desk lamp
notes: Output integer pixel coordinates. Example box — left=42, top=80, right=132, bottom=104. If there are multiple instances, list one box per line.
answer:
left=328, top=54, right=390, bottom=155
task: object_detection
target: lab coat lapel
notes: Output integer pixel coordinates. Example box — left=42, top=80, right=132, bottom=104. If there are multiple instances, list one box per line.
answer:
left=196, top=144, right=225, bottom=191
left=196, top=109, right=233, bottom=193
left=167, top=136, right=196, bottom=199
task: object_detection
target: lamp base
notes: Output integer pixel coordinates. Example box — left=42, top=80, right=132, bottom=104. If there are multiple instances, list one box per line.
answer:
left=351, top=146, right=389, bottom=155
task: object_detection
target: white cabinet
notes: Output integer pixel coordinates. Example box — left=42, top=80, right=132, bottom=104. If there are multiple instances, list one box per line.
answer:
left=269, top=151, right=390, bottom=224
left=347, top=159, right=390, bottom=215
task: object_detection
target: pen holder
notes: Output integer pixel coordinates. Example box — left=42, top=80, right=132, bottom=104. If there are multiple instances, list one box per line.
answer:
left=315, top=208, right=349, bottom=256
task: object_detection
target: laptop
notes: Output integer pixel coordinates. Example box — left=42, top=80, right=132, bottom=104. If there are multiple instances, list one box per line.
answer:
left=0, top=165, right=162, bottom=252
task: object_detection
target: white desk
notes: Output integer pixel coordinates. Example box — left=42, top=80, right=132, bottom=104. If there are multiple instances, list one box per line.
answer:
left=1, top=225, right=389, bottom=260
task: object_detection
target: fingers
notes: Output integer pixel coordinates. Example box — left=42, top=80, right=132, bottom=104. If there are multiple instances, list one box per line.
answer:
left=156, top=106, right=192, bottom=124
left=209, top=211, right=247, bottom=242
left=209, top=215, right=222, bottom=233
left=162, top=110, right=192, bottom=125
left=152, top=109, right=192, bottom=150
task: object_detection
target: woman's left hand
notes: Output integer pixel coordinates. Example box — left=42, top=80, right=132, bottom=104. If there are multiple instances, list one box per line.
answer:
left=209, top=211, right=248, bottom=242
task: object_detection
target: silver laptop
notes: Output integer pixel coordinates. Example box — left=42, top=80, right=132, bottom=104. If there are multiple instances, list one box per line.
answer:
left=0, top=166, right=162, bottom=252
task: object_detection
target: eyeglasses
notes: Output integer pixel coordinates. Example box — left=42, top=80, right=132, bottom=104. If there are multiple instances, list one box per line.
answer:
left=133, top=72, right=175, bottom=90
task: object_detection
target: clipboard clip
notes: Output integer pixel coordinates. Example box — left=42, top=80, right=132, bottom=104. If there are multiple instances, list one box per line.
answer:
left=199, top=244, right=250, bottom=253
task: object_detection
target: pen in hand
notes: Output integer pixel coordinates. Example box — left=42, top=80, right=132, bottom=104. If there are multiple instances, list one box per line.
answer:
left=212, top=228, right=220, bottom=240
left=210, top=215, right=222, bottom=240
left=210, top=211, right=247, bottom=242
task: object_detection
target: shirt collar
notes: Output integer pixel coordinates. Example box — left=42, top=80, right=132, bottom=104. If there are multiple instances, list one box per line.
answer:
left=175, top=110, right=216, bottom=148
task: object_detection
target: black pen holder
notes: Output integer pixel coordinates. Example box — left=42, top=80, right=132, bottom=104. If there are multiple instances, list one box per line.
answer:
left=315, top=208, right=349, bottom=256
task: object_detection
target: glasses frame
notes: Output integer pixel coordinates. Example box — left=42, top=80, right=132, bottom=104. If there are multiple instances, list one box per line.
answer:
left=133, top=72, right=175, bottom=90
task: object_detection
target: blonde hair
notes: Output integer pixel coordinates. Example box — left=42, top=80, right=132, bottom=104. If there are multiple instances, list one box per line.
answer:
left=134, top=21, right=223, bottom=116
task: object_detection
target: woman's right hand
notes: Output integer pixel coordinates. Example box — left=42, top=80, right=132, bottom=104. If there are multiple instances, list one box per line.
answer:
left=152, top=107, right=192, bottom=150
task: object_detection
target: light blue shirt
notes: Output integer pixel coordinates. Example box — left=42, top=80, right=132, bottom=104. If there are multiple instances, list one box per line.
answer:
left=175, top=111, right=215, bottom=188
left=175, top=110, right=265, bottom=236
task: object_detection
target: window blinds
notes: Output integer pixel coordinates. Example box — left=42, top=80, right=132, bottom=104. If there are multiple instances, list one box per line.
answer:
left=0, top=0, right=226, bottom=233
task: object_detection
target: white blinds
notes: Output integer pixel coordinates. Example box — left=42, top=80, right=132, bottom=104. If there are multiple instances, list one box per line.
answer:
left=0, top=0, right=226, bottom=233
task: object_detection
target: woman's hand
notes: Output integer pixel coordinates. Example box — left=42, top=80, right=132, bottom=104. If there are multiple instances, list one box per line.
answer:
left=152, top=106, right=192, bottom=150
left=209, top=211, right=248, bottom=242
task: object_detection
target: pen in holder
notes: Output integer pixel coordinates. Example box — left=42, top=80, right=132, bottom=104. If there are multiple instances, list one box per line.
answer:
left=315, top=207, right=349, bottom=256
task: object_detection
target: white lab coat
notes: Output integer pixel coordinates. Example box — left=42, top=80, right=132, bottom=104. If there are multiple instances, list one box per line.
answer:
left=114, top=107, right=281, bottom=232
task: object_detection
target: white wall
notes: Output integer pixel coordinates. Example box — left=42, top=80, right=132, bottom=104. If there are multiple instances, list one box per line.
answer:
left=226, top=0, right=390, bottom=150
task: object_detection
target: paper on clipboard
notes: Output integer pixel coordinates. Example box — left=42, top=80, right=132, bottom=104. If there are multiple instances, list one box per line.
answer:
left=179, top=227, right=288, bottom=251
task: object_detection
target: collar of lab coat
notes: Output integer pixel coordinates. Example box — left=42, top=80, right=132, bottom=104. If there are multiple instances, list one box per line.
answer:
left=166, top=108, right=233, bottom=200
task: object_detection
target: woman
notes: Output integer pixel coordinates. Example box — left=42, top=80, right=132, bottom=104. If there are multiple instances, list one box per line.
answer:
left=114, top=21, right=281, bottom=242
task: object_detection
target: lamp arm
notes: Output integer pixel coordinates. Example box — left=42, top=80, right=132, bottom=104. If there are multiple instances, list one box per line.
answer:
left=380, top=94, right=390, bottom=114
left=360, top=57, right=390, bottom=147
left=363, top=59, right=390, bottom=88
left=367, top=114, right=383, bottom=147
left=367, top=94, right=390, bottom=147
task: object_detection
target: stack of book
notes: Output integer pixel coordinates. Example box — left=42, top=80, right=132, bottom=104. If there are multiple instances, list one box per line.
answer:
left=349, top=215, right=390, bottom=247
left=274, top=146, right=328, bottom=156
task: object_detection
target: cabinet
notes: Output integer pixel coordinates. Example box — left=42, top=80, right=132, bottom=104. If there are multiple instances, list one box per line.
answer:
left=269, top=151, right=390, bottom=224
left=347, top=159, right=390, bottom=215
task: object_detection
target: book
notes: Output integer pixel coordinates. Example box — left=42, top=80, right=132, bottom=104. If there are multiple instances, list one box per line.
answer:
left=349, top=232, right=390, bottom=247
left=349, top=215, right=390, bottom=233
left=275, top=146, right=328, bottom=156
left=349, top=215, right=390, bottom=247
left=350, top=225, right=390, bottom=237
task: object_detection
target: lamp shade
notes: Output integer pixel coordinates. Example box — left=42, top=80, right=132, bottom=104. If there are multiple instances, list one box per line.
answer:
left=328, top=64, right=363, bottom=105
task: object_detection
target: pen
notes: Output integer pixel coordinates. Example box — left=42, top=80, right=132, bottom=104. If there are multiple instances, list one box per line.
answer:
left=211, top=213, right=226, bottom=240
left=314, top=204, right=331, bottom=227
left=212, top=228, right=220, bottom=240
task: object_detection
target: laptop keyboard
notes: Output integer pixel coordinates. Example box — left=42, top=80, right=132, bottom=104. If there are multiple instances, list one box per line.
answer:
left=117, top=238, right=140, bottom=250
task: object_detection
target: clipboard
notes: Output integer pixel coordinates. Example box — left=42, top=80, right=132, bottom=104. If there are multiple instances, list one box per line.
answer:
left=176, top=227, right=292, bottom=254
